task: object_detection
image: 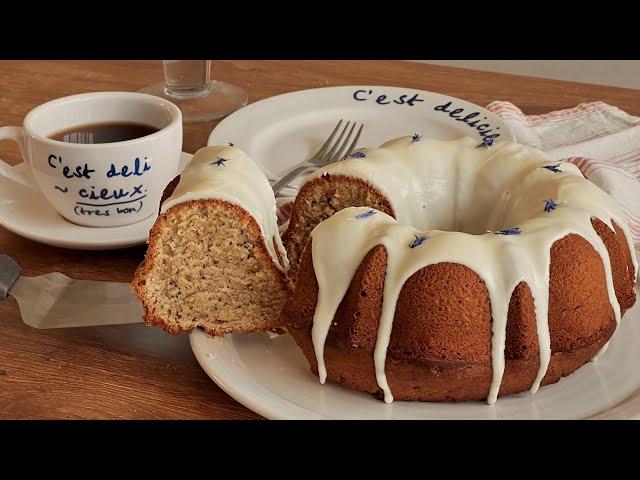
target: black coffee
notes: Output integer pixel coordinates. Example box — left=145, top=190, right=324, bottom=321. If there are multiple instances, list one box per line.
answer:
left=49, top=122, right=159, bottom=144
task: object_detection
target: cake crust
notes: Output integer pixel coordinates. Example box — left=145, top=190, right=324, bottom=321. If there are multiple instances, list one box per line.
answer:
left=282, top=223, right=632, bottom=401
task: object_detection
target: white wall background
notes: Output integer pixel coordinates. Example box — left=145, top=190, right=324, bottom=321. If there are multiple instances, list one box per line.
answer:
left=410, top=61, right=640, bottom=90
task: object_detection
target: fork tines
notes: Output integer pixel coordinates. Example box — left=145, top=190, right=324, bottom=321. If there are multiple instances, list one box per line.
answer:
left=270, top=119, right=364, bottom=196
left=309, top=119, right=364, bottom=166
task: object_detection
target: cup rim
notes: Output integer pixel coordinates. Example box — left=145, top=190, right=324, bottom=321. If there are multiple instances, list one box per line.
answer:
left=22, top=91, right=182, bottom=149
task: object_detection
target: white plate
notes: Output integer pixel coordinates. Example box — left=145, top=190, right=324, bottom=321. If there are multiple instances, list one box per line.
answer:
left=0, top=152, right=192, bottom=250
left=198, top=86, right=638, bottom=419
left=190, top=287, right=640, bottom=420
left=208, top=85, right=514, bottom=186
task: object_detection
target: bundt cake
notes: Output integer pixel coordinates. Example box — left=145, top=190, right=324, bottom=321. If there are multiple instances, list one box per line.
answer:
left=133, top=145, right=290, bottom=336
left=280, top=136, right=638, bottom=403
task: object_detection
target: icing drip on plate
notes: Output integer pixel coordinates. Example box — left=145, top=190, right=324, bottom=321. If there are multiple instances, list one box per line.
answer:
left=161, top=145, right=289, bottom=272
left=307, top=137, right=637, bottom=404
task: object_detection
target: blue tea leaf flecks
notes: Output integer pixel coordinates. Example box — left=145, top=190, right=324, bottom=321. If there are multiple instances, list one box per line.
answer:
left=409, top=234, right=429, bottom=248
left=543, top=198, right=561, bottom=212
left=411, top=133, right=423, bottom=144
left=541, top=163, right=562, bottom=173
left=492, top=226, right=521, bottom=236
left=477, top=137, right=495, bottom=149
left=211, top=157, right=229, bottom=167
left=354, top=209, right=378, bottom=220
left=350, top=151, right=366, bottom=158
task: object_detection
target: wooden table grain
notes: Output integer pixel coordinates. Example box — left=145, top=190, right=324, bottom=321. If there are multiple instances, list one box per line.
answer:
left=1, top=60, right=640, bottom=419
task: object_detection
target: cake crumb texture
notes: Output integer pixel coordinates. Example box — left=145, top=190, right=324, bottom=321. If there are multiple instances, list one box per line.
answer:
left=133, top=199, right=290, bottom=336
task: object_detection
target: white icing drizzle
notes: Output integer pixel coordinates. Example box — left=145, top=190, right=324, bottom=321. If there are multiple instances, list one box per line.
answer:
left=307, top=136, right=638, bottom=404
left=161, top=145, right=289, bottom=272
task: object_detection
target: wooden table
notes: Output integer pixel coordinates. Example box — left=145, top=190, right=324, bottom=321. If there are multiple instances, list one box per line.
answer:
left=2, top=60, right=640, bottom=419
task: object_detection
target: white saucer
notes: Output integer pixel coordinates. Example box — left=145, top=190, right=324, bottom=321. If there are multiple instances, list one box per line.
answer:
left=208, top=85, right=514, bottom=187
left=0, top=152, right=192, bottom=250
left=190, top=288, right=640, bottom=420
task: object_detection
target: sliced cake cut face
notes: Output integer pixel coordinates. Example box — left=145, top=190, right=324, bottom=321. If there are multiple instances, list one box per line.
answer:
left=282, top=176, right=394, bottom=282
left=133, top=145, right=290, bottom=336
left=134, top=200, right=289, bottom=335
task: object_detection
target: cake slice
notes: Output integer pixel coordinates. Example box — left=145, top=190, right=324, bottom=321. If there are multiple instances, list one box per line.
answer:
left=132, top=146, right=290, bottom=336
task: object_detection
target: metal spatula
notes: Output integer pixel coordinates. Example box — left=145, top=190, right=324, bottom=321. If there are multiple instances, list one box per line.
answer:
left=0, top=254, right=143, bottom=329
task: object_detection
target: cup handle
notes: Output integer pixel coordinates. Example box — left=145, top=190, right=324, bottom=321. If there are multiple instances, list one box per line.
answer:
left=0, top=126, right=34, bottom=189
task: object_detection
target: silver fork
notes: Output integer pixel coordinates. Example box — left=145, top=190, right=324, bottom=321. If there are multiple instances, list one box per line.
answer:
left=271, top=119, right=364, bottom=195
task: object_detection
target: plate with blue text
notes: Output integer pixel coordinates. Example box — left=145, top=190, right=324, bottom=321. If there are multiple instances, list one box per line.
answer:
left=0, top=152, right=192, bottom=250
left=207, top=85, right=515, bottom=186
left=190, top=287, right=640, bottom=419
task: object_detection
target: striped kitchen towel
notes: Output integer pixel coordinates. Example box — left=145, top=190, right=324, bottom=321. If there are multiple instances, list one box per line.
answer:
left=487, top=101, right=640, bottom=252
left=276, top=101, right=640, bottom=253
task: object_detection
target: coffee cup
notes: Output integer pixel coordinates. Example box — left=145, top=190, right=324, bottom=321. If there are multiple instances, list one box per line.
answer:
left=0, top=91, right=182, bottom=228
